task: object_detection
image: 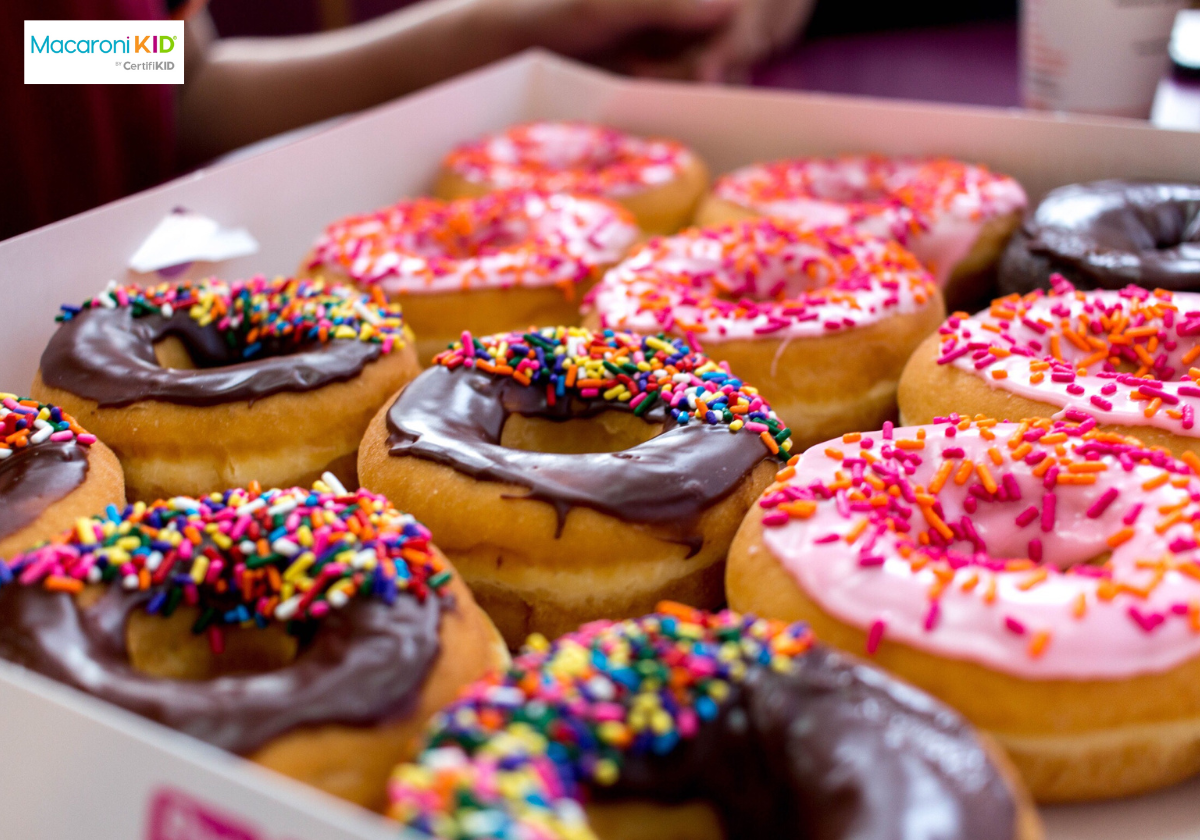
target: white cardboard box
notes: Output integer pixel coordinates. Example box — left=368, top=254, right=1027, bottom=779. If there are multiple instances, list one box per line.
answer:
left=2, top=49, right=1200, bottom=839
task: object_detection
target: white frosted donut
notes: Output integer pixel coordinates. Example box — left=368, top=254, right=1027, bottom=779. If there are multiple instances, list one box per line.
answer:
left=899, top=278, right=1200, bottom=457
left=697, top=155, right=1027, bottom=306
left=433, top=122, right=710, bottom=234
left=304, top=190, right=638, bottom=362
left=586, top=217, right=945, bottom=448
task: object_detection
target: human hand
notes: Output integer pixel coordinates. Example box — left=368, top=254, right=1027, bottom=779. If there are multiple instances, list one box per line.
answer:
left=482, top=0, right=816, bottom=82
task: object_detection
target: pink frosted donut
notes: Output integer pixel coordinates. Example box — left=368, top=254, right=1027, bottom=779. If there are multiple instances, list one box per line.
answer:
left=303, top=190, right=639, bottom=362
left=899, top=277, right=1200, bottom=456
left=728, top=412, right=1200, bottom=802
left=434, top=122, right=710, bottom=234
left=585, top=217, right=945, bottom=448
left=697, top=156, right=1027, bottom=306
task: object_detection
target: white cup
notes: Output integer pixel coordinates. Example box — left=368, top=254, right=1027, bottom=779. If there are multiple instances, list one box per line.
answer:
left=1021, top=0, right=1188, bottom=118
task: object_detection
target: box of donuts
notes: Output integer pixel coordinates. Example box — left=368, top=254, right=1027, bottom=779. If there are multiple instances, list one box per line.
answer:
left=4, top=48, right=1200, bottom=839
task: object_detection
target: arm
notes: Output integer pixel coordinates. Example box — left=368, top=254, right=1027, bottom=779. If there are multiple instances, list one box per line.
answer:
left=177, top=0, right=739, bottom=164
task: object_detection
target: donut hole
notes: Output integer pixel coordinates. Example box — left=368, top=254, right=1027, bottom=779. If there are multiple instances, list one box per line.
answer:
left=496, top=124, right=623, bottom=172
left=409, top=217, right=532, bottom=261
left=499, top=410, right=662, bottom=455
left=154, top=336, right=199, bottom=370
left=121, top=602, right=299, bottom=680
left=152, top=328, right=317, bottom=370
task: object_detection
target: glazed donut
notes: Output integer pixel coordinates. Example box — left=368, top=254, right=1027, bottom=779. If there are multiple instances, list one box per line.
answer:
left=998, top=180, right=1200, bottom=296
left=696, top=155, right=1027, bottom=308
left=586, top=218, right=946, bottom=447
left=31, top=276, right=420, bottom=502
left=0, top=394, right=124, bottom=557
left=0, top=477, right=506, bottom=810
left=434, top=121, right=709, bottom=234
left=388, top=604, right=1041, bottom=840
left=303, top=190, right=639, bottom=363
left=358, top=327, right=785, bottom=647
left=899, top=278, right=1200, bottom=456
left=729, top=413, right=1200, bottom=801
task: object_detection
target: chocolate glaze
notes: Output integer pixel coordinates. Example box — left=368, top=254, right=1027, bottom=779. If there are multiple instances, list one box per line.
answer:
left=0, top=584, right=442, bottom=754
left=0, top=442, right=88, bottom=541
left=600, top=645, right=1017, bottom=840
left=999, top=180, right=1200, bottom=295
left=40, top=306, right=383, bottom=408
left=385, top=366, right=772, bottom=537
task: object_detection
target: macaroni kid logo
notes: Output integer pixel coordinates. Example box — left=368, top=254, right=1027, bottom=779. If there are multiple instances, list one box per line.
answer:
left=24, top=20, right=184, bottom=84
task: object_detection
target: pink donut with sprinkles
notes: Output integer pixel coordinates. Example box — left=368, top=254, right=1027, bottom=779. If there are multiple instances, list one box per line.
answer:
left=434, top=122, right=710, bottom=234
left=585, top=217, right=945, bottom=449
left=697, top=155, right=1027, bottom=306
left=729, top=413, right=1200, bottom=802
left=304, top=189, right=639, bottom=362
left=900, top=276, right=1200, bottom=457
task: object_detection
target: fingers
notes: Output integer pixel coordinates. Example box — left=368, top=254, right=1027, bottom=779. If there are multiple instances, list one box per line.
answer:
left=600, top=0, right=741, bottom=32
left=688, top=0, right=815, bottom=82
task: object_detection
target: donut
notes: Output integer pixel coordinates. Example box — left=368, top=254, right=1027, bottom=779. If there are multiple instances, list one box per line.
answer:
left=728, top=413, right=1200, bottom=801
left=0, top=476, right=506, bottom=810
left=0, top=394, right=124, bottom=557
left=303, top=190, right=639, bottom=363
left=358, top=327, right=786, bottom=647
left=998, top=180, right=1200, bottom=296
left=387, top=604, right=1041, bottom=840
left=434, top=122, right=709, bottom=234
left=586, top=217, right=946, bottom=448
left=696, top=155, right=1027, bottom=308
left=899, top=277, right=1200, bottom=456
left=31, top=276, right=420, bottom=502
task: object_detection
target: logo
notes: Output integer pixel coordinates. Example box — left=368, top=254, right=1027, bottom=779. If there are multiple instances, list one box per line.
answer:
left=25, top=20, right=184, bottom=84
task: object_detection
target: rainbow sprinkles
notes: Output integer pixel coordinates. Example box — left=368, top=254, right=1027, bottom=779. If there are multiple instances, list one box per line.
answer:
left=433, top=327, right=793, bottom=460
left=56, top=275, right=410, bottom=357
left=1, top=478, right=451, bottom=651
left=0, top=395, right=96, bottom=460
left=388, top=604, right=814, bottom=839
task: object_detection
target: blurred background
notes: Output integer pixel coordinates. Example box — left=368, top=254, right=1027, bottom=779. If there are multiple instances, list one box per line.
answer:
left=5, top=0, right=1197, bottom=240
left=207, top=0, right=1021, bottom=106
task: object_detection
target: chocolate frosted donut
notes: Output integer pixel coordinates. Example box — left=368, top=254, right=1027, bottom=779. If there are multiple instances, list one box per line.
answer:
left=388, top=605, right=1040, bottom=840
left=32, top=276, right=421, bottom=501
left=382, top=366, right=769, bottom=530
left=0, top=394, right=124, bottom=558
left=998, top=180, right=1200, bottom=294
left=0, top=480, right=505, bottom=809
left=358, top=327, right=785, bottom=645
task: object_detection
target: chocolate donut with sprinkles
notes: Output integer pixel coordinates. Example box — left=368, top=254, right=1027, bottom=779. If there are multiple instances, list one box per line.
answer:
left=303, top=189, right=639, bottom=363
left=729, top=413, right=1200, bottom=802
left=33, top=275, right=420, bottom=502
left=586, top=218, right=945, bottom=447
left=387, top=604, right=1041, bottom=840
left=0, top=475, right=506, bottom=810
left=358, top=327, right=786, bottom=647
left=0, top=394, right=124, bottom=557
left=696, top=155, right=1027, bottom=308
left=434, top=122, right=710, bottom=234
left=900, top=277, right=1200, bottom=457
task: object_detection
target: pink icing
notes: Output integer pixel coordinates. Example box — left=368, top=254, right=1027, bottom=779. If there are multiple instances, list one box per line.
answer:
left=940, top=279, right=1200, bottom=438
left=712, top=156, right=1027, bottom=286
left=588, top=218, right=938, bottom=342
left=441, top=121, right=694, bottom=198
left=306, top=190, right=639, bottom=296
left=760, top=415, right=1200, bottom=679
